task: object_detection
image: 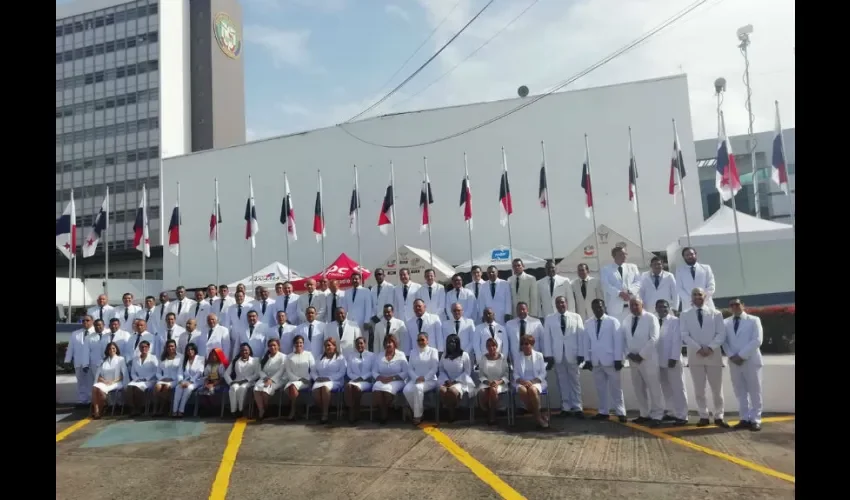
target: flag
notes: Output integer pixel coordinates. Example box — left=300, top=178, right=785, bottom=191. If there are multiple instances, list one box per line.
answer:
left=580, top=157, right=593, bottom=219
left=81, top=195, right=107, bottom=258
left=348, top=184, right=360, bottom=235
left=377, top=180, right=394, bottom=235
left=538, top=162, right=549, bottom=209
left=498, top=170, right=513, bottom=226
left=210, top=186, right=222, bottom=248
left=56, top=194, right=77, bottom=260
left=771, top=103, right=790, bottom=195
left=459, top=173, right=473, bottom=229
left=167, top=201, right=180, bottom=256
left=133, top=187, right=150, bottom=257
left=244, top=178, right=259, bottom=248
left=628, top=139, right=638, bottom=213
left=668, top=123, right=687, bottom=203
left=716, top=112, right=742, bottom=202
left=419, top=174, right=433, bottom=233
left=280, top=174, right=297, bottom=241
left=313, top=176, right=325, bottom=241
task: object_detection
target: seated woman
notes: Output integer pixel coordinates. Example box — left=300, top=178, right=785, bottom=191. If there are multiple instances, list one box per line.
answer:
left=344, top=336, right=374, bottom=424
left=312, top=337, right=347, bottom=424
left=126, top=340, right=159, bottom=416
left=438, top=334, right=475, bottom=423
left=173, top=343, right=205, bottom=418
left=224, top=343, right=260, bottom=418
left=252, top=338, right=286, bottom=422
left=514, top=334, right=549, bottom=429
left=153, top=339, right=182, bottom=416
left=403, top=332, right=440, bottom=426
left=196, top=348, right=228, bottom=415
left=282, top=335, right=315, bottom=421
left=371, top=334, right=408, bottom=425
left=90, top=342, right=128, bottom=419
left=477, top=337, right=510, bottom=425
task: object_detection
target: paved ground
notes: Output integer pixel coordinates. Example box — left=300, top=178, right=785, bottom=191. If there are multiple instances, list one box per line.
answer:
left=56, top=407, right=794, bottom=500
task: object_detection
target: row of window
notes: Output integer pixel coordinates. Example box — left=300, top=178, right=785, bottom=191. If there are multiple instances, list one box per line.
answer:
left=56, top=31, right=158, bottom=64
left=56, top=146, right=160, bottom=174
left=56, top=2, right=158, bottom=36
left=57, top=175, right=161, bottom=202
left=56, top=117, right=159, bottom=146
left=81, top=268, right=163, bottom=280
left=56, top=59, right=158, bottom=92
left=56, top=88, right=159, bottom=119
left=76, top=206, right=162, bottom=228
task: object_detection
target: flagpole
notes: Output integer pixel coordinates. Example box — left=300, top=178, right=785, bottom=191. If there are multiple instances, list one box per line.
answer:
left=284, top=172, right=292, bottom=281
left=775, top=101, right=795, bottom=229
left=540, top=141, right=556, bottom=264
left=215, top=178, right=220, bottom=286
left=628, top=128, right=648, bottom=268
left=501, top=146, right=515, bottom=427
left=390, top=161, right=400, bottom=280
left=719, top=109, right=747, bottom=289
left=319, top=170, right=326, bottom=278
left=68, top=188, right=74, bottom=323
left=463, top=153, right=474, bottom=267
left=249, top=176, right=255, bottom=293
left=354, top=165, right=363, bottom=268
left=672, top=119, right=691, bottom=246
left=423, top=157, right=435, bottom=269
left=141, top=184, right=147, bottom=300
left=104, top=185, right=110, bottom=297
left=501, top=147, right=515, bottom=262
left=177, top=181, right=182, bottom=285
left=584, top=135, right=603, bottom=274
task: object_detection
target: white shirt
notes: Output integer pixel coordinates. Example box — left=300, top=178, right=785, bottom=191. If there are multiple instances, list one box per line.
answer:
left=135, top=308, right=158, bottom=334
left=224, top=302, right=251, bottom=344
left=722, top=312, right=764, bottom=367
left=404, top=313, right=443, bottom=354
left=585, top=314, right=623, bottom=367
left=342, top=286, right=373, bottom=327
left=514, top=350, right=546, bottom=384
left=95, top=355, right=128, bottom=384
left=444, top=287, right=478, bottom=322
left=324, top=291, right=346, bottom=323
left=151, top=302, right=171, bottom=334
left=680, top=306, right=725, bottom=367
left=639, top=271, right=680, bottom=312
left=272, top=293, right=300, bottom=325
left=65, top=327, right=93, bottom=368
left=157, top=355, right=184, bottom=382
left=179, top=356, right=206, bottom=385
left=189, top=300, right=212, bottom=325
left=543, top=311, right=587, bottom=364
left=415, top=283, right=446, bottom=320
left=283, top=351, right=314, bottom=383
left=393, top=281, right=422, bottom=322
left=130, top=355, right=159, bottom=382
left=88, top=304, right=115, bottom=323
left=252, top=297, right=276, bottom=325
left=126, top=331, right=155, bottom=360
left=675, top=262, right=717, bottom=311
left=203, top=324, right=231, bottom=360
left=370, top=282, right=396, bottom=320
left=113, top=305, right=142, bottom=332
left=600, top=263, right=641, bottom=316
left=243, top=322, right=270, bottom=360
left=177, top=329, right=205, bottom=359
left=537, top=275, right=574, bottom=317
left=267, top=322, right=297, bottom=355
left=297, top=292, right=325, bottom=324
left=464, top=279, right=486, bottom=312
left=210, top=295, right=236, bottom=317
left=372, top=350, right=408, bottom=381
left=155, top=324, right=186, bottom=357
left=656, top=315, right=683, bottom=364
left=507, top=272, right=541, bottom=318
left=314, top=354, right=347, bottom=384
left=168, top=298, right=197, bottom=327
left=438, top=351, right=474, bottom=387
left=260, top=352, right=287, bottom=385
left=224, top=356, right=261, bottom=385
left=87, top=330, right=111, bottom=367
left=478, top=355, right=510, bottom=386
left=479, top=279, right=512, bottom=322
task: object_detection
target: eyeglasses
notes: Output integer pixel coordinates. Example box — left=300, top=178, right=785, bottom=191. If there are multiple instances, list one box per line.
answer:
left=417, top=338, right=427, bottom=343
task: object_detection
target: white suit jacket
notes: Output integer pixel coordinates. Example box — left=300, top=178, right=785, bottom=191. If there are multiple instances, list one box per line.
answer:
left=537, top=275, right=575, bottom=317
left=722, top=313, right=764, bottom=367
left=505, top=316, right=544, bottom=362
left=585, top=315, right=622, bottom=367
left=444, top=287, right=478, bottom=322
left=325, top=319, right=363, bottom=357
left=393, top=282, right=422, bottom=322
left=342, top=286, right=373, bottom=327
left=620, top=311, right=660, bottom=367
left=600, top=263, right=641, bottom=318
left=441, top=317, right=476, bottom=356
left=638, top=271, right=679, bottom=312
left=507, top=273, right=540, bottom=318
left=656, top=315, right=683, bottom=364
left=675, top=262, right=716, bottom=311
left=478, top=279, right=512, bottom=322
left=295, top=320, right=326, bottom=360
left=571, top=276, right=604, bottom=320
left=370, top=282, right=396, bottom=320
left=464, top=279, right=486, bottom=307
left=224, top=302, right=251, bottom=344
left=251, top=298, right=276, bottom=325
left=680, top=307, right=725, bottom=366
left=404, top=312, right=443, bottom=354
left=296, top=292, right=325, bottom=324
left=272, top=293, right=299, bottom=325
left=167, top=298, right=196, bottom=328
left=324, top=291, right=346, bottom=323
left=372, top=317, right=407, bottom=355
left=543, top=311, right=586, bottom=364
left=134, top=308, right=157, bottom=334
left=415, top=283, right=446, bottom=320
left=473, top=321, right=509, bottom=361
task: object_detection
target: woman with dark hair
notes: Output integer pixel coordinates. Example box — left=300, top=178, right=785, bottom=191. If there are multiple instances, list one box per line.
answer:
left=224, top=343, right=260, bottom=418
left=403, top=332, right=440, bottom=426
left=514, top=334, right=549, bottom=429
left=252, top=338, right=285, bottom=421
left=344, top=336, right=374, bottom=424
left=196, top=348, right=228, bottom=415
left=126, top=340, right=159, bottom=416
left=477, top=337, right=510, bottom=425
left=90, top=342, right=128, bottom=419
left=282, top=335, right=315, bottom=421
left=371, top=334, right=409, bottom=425
left=153, top=339, right=182, bottom=416
left=438, top=334, right=474, bottom=423
left=312, top=337, right=346, bottom=424
left=173, top=343, right=204, bottom=418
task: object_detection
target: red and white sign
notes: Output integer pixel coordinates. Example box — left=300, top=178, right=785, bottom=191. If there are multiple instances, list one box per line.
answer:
left=291, top=253, right=371, bottom=292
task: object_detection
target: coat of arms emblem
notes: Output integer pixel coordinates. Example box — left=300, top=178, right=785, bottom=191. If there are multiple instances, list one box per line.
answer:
left=214, top=13, right=241, bottom=59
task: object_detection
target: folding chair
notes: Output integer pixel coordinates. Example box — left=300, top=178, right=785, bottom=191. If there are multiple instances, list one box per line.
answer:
left=106, top=388, right=125, bottom=416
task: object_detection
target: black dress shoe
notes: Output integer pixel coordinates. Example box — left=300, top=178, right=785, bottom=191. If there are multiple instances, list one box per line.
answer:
left=750, top=422, right=761, bottom=431
left=618, top=415, right=627, bottom=423
left=592, top=413, right=610, bottom=421
left=647, top=419, right=662, bottom=428
left=573, top=410, right=585, bottom=419
left=734, top=420, right=751, bottom=430
left=696, top=418, right=710, bottom=427
left=714, top=418, right=730, bottom=428
left=632, top=416, right=649, bottom=424
left=662, top=414, right=676, bottom=422
left=673, top=418, right=688, bottom=426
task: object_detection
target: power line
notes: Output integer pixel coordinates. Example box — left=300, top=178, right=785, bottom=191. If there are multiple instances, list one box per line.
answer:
left=338, top=0, right=709, bottom=149
left=344, top=0, right=497, bottom=123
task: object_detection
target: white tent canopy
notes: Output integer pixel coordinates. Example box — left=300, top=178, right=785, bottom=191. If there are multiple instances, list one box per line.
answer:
left=560, top=224, right=654, bottom=273
left=228, top=261, right=303, bottom=291
left=668, top=205, right=795, bottom=247
left=454, top=246, right=548, bottom=272
left=371, top=245, right=456, bottom=285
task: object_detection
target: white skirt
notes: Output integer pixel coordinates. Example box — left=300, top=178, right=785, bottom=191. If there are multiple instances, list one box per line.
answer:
left=443, top=382, right=472, bottom=397
left=254, top=380, right=283, bottom=396
left=513, top=381, right=547, bottom=394
left=346, top=380, right=373, bottom=392
left=372, top=380, right=405, bottom=394
left=127, top=380, right=155, bottom=391
left=312, top=380, right=342, bottom=391
left=93, top=381, right=124, bottom=394
left=283, top=380, right=309, bottom=392
left=477, top=382, right=508, bottom=394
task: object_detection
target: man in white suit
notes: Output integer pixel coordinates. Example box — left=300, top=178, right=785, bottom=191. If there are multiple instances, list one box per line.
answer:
left=189, top=289, right=212, bottom=327
left=639, top=256, right=679, bottom=312
left=224, top=290, right=251, bottom=349
left=585, top=299, right=626, bottom=422
left=373, top=303, right=407, bottom=355
left=681, top=287, right=729, bottom=428
left=538, top=260, right=574, bottom=318
left=326, top=307, right=362, bottom=357
left=480, top=266, right=512, bottom=324
left=474, top=308, right=509, bottom=362
left=297, top=279, right=326, bottom=324
left=464, top=265, right=486, bottom=323
left=114, top=293, right=143, bottom=332
left=622, top=298, right=663, bottom=427
left=723, top=299, right=764, bottom=431
left=404, top=299, right=442, bottom=354
left=88, top=294, right=115, bottom=324
left=441, top=302, right=476, bottom=360
left=343, top=272, right=373, bottom=330
left=272, top=281, right=299, bottom=326
left=675, top=247, right=717, bottom=312
left=445, top=274, right=477, bottom=322
left=156, top=312, right=185, bottom=357
left=655, top=299, right=688, bottom=425
left=543, top=295, right=586, bottom=417
left=136, top=296, right=158, bottom=335
left=369, top=268, right=395, bottom=325
left=296, top=306, right=326, bottom=360
left=168, top=286, right=196, bottom=328
left=416, top=269, right=446, bottom=320
left=269, top=310, right=297, bottom=355
left=324, top=280, right=346, bottom=323
left=600, top=246, right=641, bottom=321
left=508, top=258, right=540, bottom=319
left=204, top=313, right=230, bottom=360
left=572, top=263, right=604, bottom=320
left=393, top=268, right=421, bottom=323
left=505, top=302, right=544, bottom=362
left=252, top=287, right=276, bottom=325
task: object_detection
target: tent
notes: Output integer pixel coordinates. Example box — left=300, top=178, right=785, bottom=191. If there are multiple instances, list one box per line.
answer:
left=228, top=261, right=303, bottom=291
left=667, top=205, right=795, bottom=247
left=454, top=246, right=548, bottom=272
left=370, top=245, right=456, bottom=285
left=560, top=224, right=655, bottom=273
left=291, top=253, right=370, bottom=292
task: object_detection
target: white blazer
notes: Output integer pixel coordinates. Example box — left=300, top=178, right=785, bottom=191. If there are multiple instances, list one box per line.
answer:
left=441, top=317, right=476, bottom=355
left=444, top=287, right=478, bottom=322
left=167, top=299, right=196, bottom=328
left=478, top=279, right=512, bottom=322
left=507, top=272, right=540, bottom=318
left=585, top=315, right=623, bottom=367
left=657, top=315, right=684, bottom=364
left=325, top=319, right=363, bottom=357
left=680, top=307, right=725, bottom=366
left=251, top=298, right=276, bottom=325
left=464, top=280, right=486, bottom=309
left=639, top=271, right=679, bottom=312
left=346, top=350, right=375, bottom=380
left=272, top=293, right=299, bottom=325
left=675, top=262, right=716, bottom=311
left=324, top=291, right=346, bottom=323
left=621, top=311, right=661, bottom=367
left=135, top=308, right=158, bottom=334
left=473, top=321, right=509, bottom=361
left=370, top=282, right=396, bottom=320
left=295, top=320, right=326, bottom=360
left=372, top=317, right=408, bottom=355
left=600, top=263, right=641, bottom=317
left=204, top=325, right=231, bottom=360
left=65, top=328, right=93, bottom=368
left=513, top=350, right=547, bottom=384
left=404, top=312, right=443, bottom=354
left=722, top=313, right=764, bottom=367
left=537, top=275, right=574, bottom=317
left=224, top=356, right=261, bottom=385
left=296, top=292, right=326, bottom=324
left=571, top=276, right=604, bottom=320
left=543, top=311, right=586, bottom=364
left=393, top=281, right=422, bottom=322
left=415, top=283, right=446, bottom=320
left=505, top=316, right=545, bottom=362
left=342, top=286, right=373, bottom=327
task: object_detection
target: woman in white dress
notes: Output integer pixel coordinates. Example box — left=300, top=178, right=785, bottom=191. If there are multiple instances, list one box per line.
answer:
left=403, top=332, right=440, bottom=426
left=91, top=342, right=128, bottom=419
left=477, top=337, right=510, bottom=425
left=173, top=343, right=205, bottom=418
left=371, top=334, right=408, bottom=425
left=224, top=343, right=260, bottom=418
left=438, top=334, right=475, bottom=423
left=344, top=337, right=374, bottom=424
left=252, top=338, right=286, bottom=422
left=283, top=335, right=315, bottom=421
left=312, top=337, right=347, bottom=424
left=197, top=348, right=228, bottom=416
left=126, top=340, right=159, bottom=416
left=153, top=339, right=182, bottom=416
left=514, top=334, right=549, bottom=429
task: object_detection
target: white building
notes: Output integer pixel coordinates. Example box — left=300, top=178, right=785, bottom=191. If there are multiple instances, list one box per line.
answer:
left=161, top=74, right=703, bottom=290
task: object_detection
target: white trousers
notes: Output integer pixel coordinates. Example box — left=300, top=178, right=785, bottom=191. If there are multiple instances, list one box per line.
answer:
left=659, top=364, right=688, bottom=420
left=592, top=365, right=625, bottom=416
left=173, top=383, right=197, bottom=413
left=730, top=362, right=763, bottom=424
left=689, top=364, right=724, bottom=419
left=229, top=382, right=251, bottom=411
left=630, top=360, right=664, bottom=420
left=75, top=366, right=92, bottom=404
left=553, top=361, right=582, bottom=410
left=403, top=380, right=438, bottom=418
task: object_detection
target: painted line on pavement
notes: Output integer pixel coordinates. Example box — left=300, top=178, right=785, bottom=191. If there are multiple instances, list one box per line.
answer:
left=419, top=423, right=527, bottom=500
left=663, top=415, right=795, bottom=433
left=209, top=418, right=248, bottom=500
left=56, top=418, right=92, bottom=442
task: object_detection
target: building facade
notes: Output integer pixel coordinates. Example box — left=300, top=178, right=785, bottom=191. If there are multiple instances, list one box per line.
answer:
left=55, top=0, right=246, bottom=285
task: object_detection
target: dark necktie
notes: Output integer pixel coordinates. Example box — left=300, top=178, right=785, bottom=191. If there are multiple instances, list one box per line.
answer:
left=489, top=325, right=495, bottom=338
left=631, top=316, right=639, bottom=336
left=428, top=286, right=433, bottom=300
left=219, top=300, right=224, bottom=312
left=417, top=317, right=423, bottom=333
left=338, top=322, right=344, bottom=338
left=110, top=333, right=115, bottom=343
left=177, top=301, right=183, bottom=315
left=659, top=318, right=664, bottom=327
left=549, top=277, right=554, bottom=296
left=377, top=284, right=382, bottom=298
left=697, top=308, right=703, bottom=327
left=455, top=320, right=460, bottom=334
left=359, top=352, right=363, bottom=360
left=262, top=300, right=267, bottom=315
left=145, top=310, right=150, bottom=322
left=490, top=282, right=496, bottom=298
left=332, top=295, right=338, bottom=314
left=617, top=265, right=623, bottom=277
left=456, top=289, right=461, bottom=302
left=208, top=328, right=214, bottom=340
left=596, top=318, right=602, bottom=338
left=352, top=288, right=357, bottom=302
left=195, top=303, right=200, bottom=317
left=520, top=319, right=526, bottom=336
left=474, top=281, right=479, bottom=298
left=386, top=320, right=391, bottom=337
left=124, top=309, right=129, bottom=321
left=134, top=335, right=141, bottom=349
left=161, top=305, right=166, bottom=319
left=308, top=323, right=313, bottom=342
left=249, top=325, right=254, bottom=337
left=278, top=325, right=283, bottom=337
left=403, top=285, right=408, bottom=301
left=308, top=293, right=313, bottom=306
left=560, top=315, right=566, bottom=334
left=167, top=329, right=173, bottom=341
left=283, top=296, right=289, bottom=312
left=653, top=274, right=660, bottom=289
left=690, top=266, right=696, bottom=279
left=581, top=280, right=587, bottom=299
left=237, top=304, right=242, bottom=319
left=734, top=316, right=740, bottom=334
left=516, top=278, right=520, bottom=294
left=99, top=306, right=104, bottom=320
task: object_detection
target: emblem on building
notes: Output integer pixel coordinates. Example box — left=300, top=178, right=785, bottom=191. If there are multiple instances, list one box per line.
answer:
left=214, top=13, right=241, bottom=59
left=597, top=229, right=609, bottom=244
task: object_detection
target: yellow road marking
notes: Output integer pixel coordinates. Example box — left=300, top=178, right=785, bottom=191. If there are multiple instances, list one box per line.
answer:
left=622, top=421, right=795, bottom=484
left=420, top=424, right=527, bottom=500
left=663, top=415, right=795, bottom=433
left=209, top=418, right=248, bottom=500
left=56, top=418, right=92, bottom=442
